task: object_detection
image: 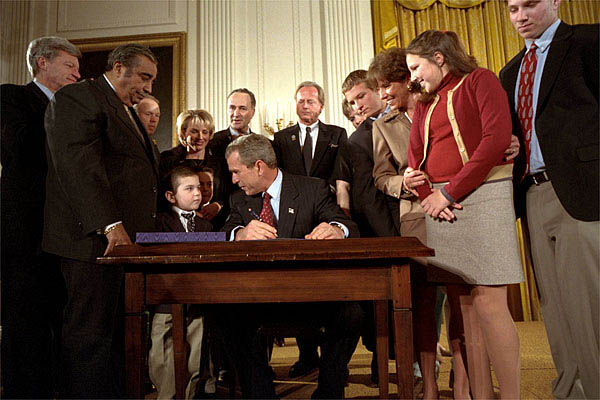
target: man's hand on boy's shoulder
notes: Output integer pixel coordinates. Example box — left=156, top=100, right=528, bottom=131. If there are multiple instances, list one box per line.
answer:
left=103, top=223, right=132, bottom=255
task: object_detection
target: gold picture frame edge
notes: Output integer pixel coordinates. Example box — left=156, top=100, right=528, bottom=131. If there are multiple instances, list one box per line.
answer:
left=71, top=32, right=187, bottom=148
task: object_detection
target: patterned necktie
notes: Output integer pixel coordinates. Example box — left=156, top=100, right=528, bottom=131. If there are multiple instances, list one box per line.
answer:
left=259, top=192, right=276, bottom=228
left=302, top=126, right=313, bottom=175
left=517, top=42, right=538, bottom=178
left=181, top=212, right=196, bottom=232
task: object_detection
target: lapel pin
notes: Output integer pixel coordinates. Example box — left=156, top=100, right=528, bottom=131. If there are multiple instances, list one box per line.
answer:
left=288, top=208, right=295, bottom=214
left=291, top=135, right=297, bottom=141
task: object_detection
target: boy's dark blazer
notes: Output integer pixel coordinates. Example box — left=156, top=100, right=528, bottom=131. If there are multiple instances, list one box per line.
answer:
left=222, top=172, right=358, bottom=239
left=43, top=76, right=160, bottom=262
left=156, top=209, right=213, bottom=232
left=272, top=121, right=347, bottom=183
left=499, top=22, right=599, bottom=221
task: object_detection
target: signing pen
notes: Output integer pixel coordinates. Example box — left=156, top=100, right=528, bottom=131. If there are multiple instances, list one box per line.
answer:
left=248, top=208, right=262, bottom=222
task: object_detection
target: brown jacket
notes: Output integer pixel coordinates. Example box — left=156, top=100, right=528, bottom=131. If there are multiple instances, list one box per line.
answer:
left=372, top=110, right=424, bottom=225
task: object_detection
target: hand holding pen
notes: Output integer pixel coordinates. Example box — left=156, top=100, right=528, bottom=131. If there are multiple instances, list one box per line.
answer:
left=233, top=208, right=278, bottom=240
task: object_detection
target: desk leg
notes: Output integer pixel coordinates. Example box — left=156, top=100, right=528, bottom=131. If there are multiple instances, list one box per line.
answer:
left=374, top=300, right=389, bottom=399
left=125, top=272, right=146, bottom=399
left=172, top=304, right=189, bottom=399
left=392, top=263, right=414, bottom=400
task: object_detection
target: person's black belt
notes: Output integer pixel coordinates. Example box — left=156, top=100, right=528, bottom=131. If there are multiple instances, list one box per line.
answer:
left=524, top=171, right=550, bottom=189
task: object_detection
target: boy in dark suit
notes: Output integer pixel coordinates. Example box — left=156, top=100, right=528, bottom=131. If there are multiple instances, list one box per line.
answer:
left=157, top=165, right=213, bottom=233
left=149, top=165, right=214, bottom=399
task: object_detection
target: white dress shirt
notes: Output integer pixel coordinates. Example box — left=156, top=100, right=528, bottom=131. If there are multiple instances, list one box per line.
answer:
left=298, top=121, right=319, bottom=157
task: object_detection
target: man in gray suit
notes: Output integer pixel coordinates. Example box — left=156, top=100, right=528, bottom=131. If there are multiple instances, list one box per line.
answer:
left=44, top=43, right=159, bottom=398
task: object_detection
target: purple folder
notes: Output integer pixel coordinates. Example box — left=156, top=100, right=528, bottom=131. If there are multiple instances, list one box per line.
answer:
left=136, top=232, right=226, bottom=244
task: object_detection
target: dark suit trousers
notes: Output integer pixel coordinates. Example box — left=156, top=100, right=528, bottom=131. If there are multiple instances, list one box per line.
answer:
left=59, top=258, right=125, bottom=399
left=1, top=250, right=64, bottom=398
left=213, top=302, right=364, bottom=399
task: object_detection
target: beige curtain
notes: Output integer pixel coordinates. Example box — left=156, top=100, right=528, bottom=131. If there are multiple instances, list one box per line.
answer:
left=371, top=0, right=599, bottom=321
left=398, top=0, right=484, bottom=11
left=391, top=0, right=599, bottom=74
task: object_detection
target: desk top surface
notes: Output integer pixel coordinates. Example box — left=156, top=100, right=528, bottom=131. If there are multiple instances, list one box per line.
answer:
left=97, top=236, right=433, bottom=265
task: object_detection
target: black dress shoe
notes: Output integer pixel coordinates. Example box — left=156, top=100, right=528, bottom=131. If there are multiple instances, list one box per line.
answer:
left=289, top=360, right=318, bottom=378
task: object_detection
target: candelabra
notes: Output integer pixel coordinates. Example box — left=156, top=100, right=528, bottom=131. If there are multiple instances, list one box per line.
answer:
left=264, top=118, right=295, bottom=135
left=262, top=100, right=295, bottom=136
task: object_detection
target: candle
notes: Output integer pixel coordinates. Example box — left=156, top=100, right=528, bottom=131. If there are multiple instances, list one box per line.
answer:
left=289, top=99, right=295, bottom=125
left=263, top=102, right=269, bottom=127
left=276, top=99, right=280, bottom=121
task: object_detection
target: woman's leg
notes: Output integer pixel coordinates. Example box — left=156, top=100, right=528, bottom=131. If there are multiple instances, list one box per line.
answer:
left=447, top=284, right=496, bottom=399
left=445, top=284, right=472, bottom=399
left=459, top=292, right=494, bottom=399
left=471, top=285, right=520, bottom=399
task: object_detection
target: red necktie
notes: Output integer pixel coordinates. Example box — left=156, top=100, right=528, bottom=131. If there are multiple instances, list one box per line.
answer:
left=517, top=42, right=538, bottom=179
left=259, top=192, right=276, bottom=228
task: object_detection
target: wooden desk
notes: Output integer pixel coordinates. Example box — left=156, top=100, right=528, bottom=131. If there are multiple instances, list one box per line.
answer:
left=98, top=237, right=433, bottom=399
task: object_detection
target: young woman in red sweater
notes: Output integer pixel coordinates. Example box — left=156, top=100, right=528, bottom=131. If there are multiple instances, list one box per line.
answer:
left=404, top=30, right=524, bottom=399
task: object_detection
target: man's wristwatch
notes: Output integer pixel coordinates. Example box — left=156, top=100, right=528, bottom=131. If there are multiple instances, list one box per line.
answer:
left=329, top=222, right=346, bottom=237
left=103, top=223, right=121, bottom=236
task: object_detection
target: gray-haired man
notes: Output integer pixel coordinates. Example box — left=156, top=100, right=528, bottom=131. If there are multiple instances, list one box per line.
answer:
left=44, top=43, right=158, bottom=397
left=1, top=35, right=80, bottom=398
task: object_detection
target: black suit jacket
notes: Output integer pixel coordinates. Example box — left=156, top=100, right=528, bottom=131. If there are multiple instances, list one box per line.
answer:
left=206, top=128, right=252, bottom=216
left=222, top=172, right=358, bottom=239
left=208, top=128, right=251, bottom=158
left=500, top=22, right=599, bottom=221
left=208, top=127, right=255, bottom=167
left=335, top=119, right=399, bottom=237
left=272, top=121, right=347, bottom=183
left=1, top=82, right=50, bottom=255
left=156, top=209, right=213, bottom=232
left=43, top=77, right=159, bottom=261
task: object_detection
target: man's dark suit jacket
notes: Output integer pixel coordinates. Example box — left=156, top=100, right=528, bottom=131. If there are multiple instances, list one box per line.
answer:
left=219, top=172, right=360, bottom=398
left=1, top=82, right=65, bottom=398
left=1, top=82, right=50, bottom=254
left=209, top=127, right=248, bottom=158
left=156, top=209, right=213, bottom=232
left=206, top=127, right=252, bottom=222
left=500, top=22, right=599, bottom=221
left=334, top=118, right=400, bottom=237
left=272, top=121, right=347, bottom=184
left=222, top=172, right=358, bottom=239
left=208, top=127, right=255, bottom=168
left=43, top=77, right=160, bottom=262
